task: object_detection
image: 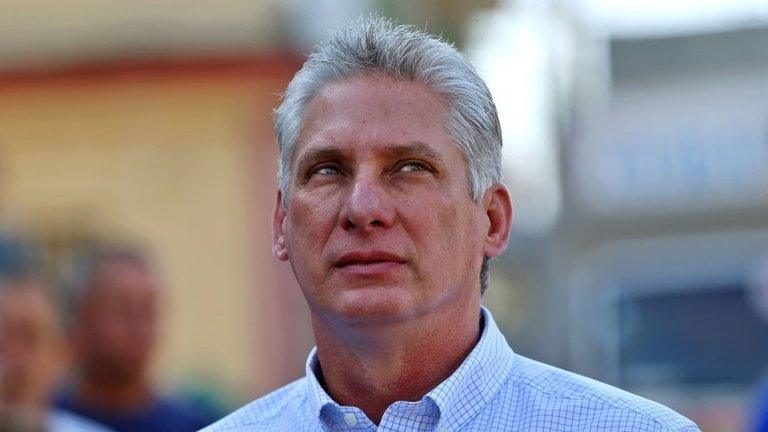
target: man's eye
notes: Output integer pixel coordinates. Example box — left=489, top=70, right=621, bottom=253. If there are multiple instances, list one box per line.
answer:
left=312, top=166, right=341, bottom=176
left=398, top=161, right=428, bottom=173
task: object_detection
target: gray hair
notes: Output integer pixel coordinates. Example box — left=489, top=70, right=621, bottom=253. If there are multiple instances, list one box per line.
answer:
left=274, top=15, right=503, bottom=294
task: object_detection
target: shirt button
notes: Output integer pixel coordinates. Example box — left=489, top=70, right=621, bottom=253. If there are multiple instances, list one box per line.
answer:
left=437, top=426, right=449, bottom=432
left=343, top=412, right=358, bottom=427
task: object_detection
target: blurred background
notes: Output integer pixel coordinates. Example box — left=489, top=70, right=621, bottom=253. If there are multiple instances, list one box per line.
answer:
left=0, top=0, right=767, bottom=431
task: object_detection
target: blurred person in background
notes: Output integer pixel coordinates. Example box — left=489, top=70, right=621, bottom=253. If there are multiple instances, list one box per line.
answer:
left=750, top=257, right=768, bottom=432
left=54, top=248, right=215, bottom=432
left=0, top=275, right=112, bottom=432
left=204, top=16, right=699, bottom=432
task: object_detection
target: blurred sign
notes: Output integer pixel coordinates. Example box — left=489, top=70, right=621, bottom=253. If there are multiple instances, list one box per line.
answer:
left=573, top=72, right=768, bottom=216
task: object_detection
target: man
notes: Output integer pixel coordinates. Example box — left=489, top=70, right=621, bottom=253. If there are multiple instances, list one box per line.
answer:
left=205, top=16, right=700, bottom=431
left=55, top=248, right=215, bottom=432
left=0, top=276, right=112, bottom=432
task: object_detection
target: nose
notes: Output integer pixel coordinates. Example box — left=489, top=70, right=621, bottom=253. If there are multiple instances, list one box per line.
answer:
left=339, top=176, right=396, bottom=231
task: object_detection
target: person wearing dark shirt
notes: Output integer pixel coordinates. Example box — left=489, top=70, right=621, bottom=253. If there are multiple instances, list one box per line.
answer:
left=56, top=392, right=209, bottom=432
left=0, top=276, right=112, bottom=432
left=54, top=247, right=216, bottom=432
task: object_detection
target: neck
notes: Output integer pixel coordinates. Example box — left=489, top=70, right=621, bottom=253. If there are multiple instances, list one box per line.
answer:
left=75, top=372, right=153, bottom=412
left=312, top=300, right=481, bottom=425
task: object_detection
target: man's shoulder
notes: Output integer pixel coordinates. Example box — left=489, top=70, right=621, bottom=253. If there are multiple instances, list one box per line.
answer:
left=199, top=377, right=308, bottom=432
left=499, top=354, right=699, bottom=431
left=49, top=409, right=114, bottom=432
left=151, top=396, right=220, bottom=430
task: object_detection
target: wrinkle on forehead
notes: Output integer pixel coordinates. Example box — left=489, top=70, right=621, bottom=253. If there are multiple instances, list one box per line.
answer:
left=290, top=74, right=450, bottom=166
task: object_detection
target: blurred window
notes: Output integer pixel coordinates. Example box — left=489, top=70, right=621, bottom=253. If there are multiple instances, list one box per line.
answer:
left=618, top=284, right=768, bottom=387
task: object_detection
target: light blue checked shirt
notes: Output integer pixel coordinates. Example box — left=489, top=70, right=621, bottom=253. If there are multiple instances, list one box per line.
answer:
left=202, top=307, right=699, bottom=431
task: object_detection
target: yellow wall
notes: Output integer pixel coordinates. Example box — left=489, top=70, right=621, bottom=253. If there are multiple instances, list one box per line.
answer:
left=0, top=63, right=310, bottom=403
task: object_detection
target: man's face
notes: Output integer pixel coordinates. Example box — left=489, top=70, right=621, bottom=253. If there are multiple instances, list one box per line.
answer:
left=76, top=262, right=158, bottom=383
left=273, top=75, right=492, bottom=325
left=0, top=286, right=61, bottom=407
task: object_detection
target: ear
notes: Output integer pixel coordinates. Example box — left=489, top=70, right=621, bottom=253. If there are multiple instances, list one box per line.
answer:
left=272, top=190, right=289, bottom=261
left=482, top=183, right=513, bottom=258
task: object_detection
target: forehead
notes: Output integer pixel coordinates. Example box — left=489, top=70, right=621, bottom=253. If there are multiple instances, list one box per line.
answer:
left=90, top=260, right=159, bottom=298
left=294, top=75, right=454, bottom=160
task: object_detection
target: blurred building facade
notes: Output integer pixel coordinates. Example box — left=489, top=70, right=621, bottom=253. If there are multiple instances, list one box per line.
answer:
left=484, top=16, right=768, bottom=432
left=0, top=57, right=308, bottom=406
left=566, top=25, right=768, bottom=431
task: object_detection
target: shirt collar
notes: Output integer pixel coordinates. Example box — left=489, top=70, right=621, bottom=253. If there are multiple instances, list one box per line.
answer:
left=306, top=347, right=336, bottom=415
left=304, top=306, right=516, bottom=428
left=424, top=306, right=516, bottom=427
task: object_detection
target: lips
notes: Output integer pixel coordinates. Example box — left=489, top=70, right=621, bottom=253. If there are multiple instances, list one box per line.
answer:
left=334, top=251, right=407, bottom=268
left=333, top=251, right=408, bottom=278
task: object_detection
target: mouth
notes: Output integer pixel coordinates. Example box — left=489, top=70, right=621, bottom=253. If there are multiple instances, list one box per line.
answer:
left=334, top=251, right=407, bottom=275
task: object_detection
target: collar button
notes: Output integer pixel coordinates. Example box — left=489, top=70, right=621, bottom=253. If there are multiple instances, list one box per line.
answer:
left=343, top=412, right=358, bottom=427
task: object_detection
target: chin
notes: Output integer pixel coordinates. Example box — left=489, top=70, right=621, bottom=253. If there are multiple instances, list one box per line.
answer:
left=323, top=285, right=422, bottom=325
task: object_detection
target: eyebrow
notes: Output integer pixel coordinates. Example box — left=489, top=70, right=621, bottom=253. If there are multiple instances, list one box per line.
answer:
left=389, top=142, right=445, bottom=165
left=295, top=147, right=347, bottom=179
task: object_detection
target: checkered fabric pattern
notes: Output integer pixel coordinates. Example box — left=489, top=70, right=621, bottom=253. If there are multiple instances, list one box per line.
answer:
left=201, top=307, right=700, bottom=432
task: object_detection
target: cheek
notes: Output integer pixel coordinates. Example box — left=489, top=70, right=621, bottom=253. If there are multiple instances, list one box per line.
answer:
left=286, top=194, right=338, bottom=256
left=427, top=197, right=477, bottom=244
left=425, top=200, right=483, bottom=272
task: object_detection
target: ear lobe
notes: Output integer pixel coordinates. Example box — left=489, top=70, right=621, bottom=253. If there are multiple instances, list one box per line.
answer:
left=483, top=184, right=513, bottom=258
left=272, top=190, right=289, bottom=261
